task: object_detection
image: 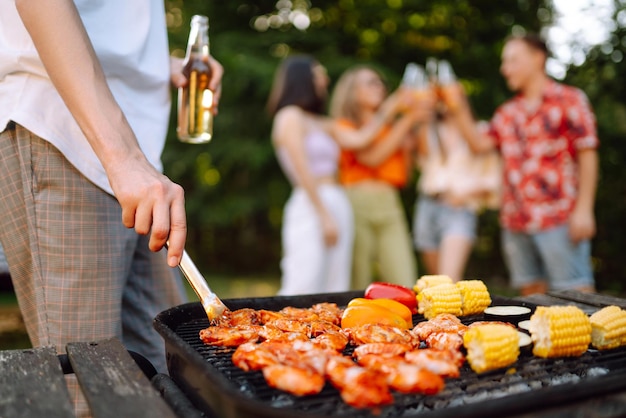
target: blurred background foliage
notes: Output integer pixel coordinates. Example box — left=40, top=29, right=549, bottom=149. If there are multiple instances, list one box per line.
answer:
left=162, top=0, right=626, bottom=294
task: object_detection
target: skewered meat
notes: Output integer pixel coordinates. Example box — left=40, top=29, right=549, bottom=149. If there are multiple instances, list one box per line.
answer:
left=263, top=364, right=325, bottom=396
left=352, top=343, right=412, bottom=360
left=349, top=323, right=417, bottom=346
left=325, top=355, right=393, bottom=409
left=355, top=354, right=445, bottom=394
left=404, top=348, right=462, bottom=377
left=199, top=325, right=261, bottom=347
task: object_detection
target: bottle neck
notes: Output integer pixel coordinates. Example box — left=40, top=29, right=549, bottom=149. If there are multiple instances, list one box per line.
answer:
left=185, top=23, right=210, bottom=59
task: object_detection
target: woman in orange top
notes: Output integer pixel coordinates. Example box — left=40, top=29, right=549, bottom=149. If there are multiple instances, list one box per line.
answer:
left=330, top=65, right=433, bottom=289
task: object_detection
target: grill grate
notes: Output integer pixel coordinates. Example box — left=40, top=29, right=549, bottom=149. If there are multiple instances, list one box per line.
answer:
left=156, top=294, right=626, bottom=418
left=172, top=317, right=626, bottom=417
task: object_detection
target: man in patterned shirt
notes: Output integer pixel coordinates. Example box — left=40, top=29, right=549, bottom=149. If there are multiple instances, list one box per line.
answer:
left=449, top=34, right=598, bottom=295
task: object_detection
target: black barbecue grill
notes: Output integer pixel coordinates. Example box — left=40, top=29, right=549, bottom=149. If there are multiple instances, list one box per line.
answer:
left=154, top=291, right=626, bottom=418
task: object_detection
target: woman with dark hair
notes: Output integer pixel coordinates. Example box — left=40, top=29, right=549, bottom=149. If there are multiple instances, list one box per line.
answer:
left=268, top=56, right=351, bottom=295
left=268, top=56, right=412, bottom=295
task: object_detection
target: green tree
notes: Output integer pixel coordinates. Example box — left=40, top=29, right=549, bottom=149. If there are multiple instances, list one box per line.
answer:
left=564, top=0, right=626, bottom=294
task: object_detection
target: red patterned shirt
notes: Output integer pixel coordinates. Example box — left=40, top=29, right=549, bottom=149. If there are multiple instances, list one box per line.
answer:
left=488, top=79, right=599, bottom=232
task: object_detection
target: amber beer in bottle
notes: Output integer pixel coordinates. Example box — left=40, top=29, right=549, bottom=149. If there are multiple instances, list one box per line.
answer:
left=177, top=15, right=214, bottom=144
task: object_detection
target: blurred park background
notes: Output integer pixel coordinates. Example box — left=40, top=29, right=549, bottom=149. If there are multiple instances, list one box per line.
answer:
left=165, top=0, right=626, bottom=294
left=2, top=0, right=626, bottom=347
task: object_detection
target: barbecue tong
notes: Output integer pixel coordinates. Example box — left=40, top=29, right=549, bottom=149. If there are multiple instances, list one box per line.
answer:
left=166, top=243, right=228, bottom=321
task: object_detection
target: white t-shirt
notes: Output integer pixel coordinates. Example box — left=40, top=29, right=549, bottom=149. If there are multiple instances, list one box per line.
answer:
left=0, top=0, right=171, bottom=195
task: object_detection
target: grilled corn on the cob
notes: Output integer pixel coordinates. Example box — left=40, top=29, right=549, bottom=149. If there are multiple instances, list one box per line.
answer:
left=528, top=305, right=591, bottom=358
left=463, top=323, right=520, bottom=373
left=589, top=305, right=626, bottom=350
left=414, top=275, right=453, bottom=294
left=417, top=283, right=462, bottom=320
left=456, top=280, right=492, bottom=316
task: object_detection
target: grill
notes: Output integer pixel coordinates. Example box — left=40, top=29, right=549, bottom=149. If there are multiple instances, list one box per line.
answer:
left=154, top=291, right=626, bottom=418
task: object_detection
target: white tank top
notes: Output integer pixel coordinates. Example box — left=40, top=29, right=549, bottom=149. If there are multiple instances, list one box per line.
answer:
left=276, top=129, right=339, bottom=186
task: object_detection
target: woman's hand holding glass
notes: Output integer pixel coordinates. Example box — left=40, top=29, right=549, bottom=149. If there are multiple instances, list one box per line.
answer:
left=397, top=86, right=436, bottom=124
left=437, top=81, right=467, bottom=114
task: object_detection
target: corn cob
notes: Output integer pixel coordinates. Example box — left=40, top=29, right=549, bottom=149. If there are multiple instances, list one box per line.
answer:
left=528, top=305, right=591, bottom=358
left=463, top=323, right=520, bottom=373
left=589, top=305, right=626, bottom=350
left=456, top=280, right=492, bottom=316
left=414, top=275, right=453, bottom=294
left=417, top=283, right=462, bottom=320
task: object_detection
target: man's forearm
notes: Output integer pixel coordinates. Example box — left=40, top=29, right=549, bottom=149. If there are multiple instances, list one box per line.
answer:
left=16, top=0, right=188, bottom=264
left=575, top=148, right=599, bottom=213
left=451, top=106, right=495, bottom=154
left=16, top=0, right=145, bottom=172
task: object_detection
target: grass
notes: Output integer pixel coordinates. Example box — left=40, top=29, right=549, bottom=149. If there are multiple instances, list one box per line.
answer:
left=0, top=292, right=29, bottom=350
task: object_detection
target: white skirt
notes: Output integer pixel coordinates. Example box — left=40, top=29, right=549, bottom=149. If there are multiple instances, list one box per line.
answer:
left=278, top=184, right=354, bottom=296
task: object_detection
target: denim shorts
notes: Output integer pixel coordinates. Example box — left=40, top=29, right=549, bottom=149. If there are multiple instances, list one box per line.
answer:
left=501, top=224, right=594, bottom=290
left=413, top=195, right=477, bottom=251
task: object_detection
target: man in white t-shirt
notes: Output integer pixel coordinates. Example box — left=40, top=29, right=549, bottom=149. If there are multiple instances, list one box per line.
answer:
left=0, top=0, right=222, bottom=388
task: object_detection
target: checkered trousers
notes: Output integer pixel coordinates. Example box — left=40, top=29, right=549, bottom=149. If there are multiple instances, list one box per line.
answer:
left=0, top=123, right=187, bottom=374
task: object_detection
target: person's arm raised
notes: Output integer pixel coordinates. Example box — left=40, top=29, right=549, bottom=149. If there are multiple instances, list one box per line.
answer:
left=16, top=0, right=188, bottom=266
left=444, top=83, right=496, bottom=154
left=330, top=90, right=409, bottom=150
left=353, top=95, right=434, bottom=167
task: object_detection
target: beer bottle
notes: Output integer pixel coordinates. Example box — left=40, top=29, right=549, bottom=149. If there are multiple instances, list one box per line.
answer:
left=177, top=15, right=214, bottom=144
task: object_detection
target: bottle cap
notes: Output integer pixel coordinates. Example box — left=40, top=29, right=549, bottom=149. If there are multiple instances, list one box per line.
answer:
left=191, top=15, right=209, bottom=26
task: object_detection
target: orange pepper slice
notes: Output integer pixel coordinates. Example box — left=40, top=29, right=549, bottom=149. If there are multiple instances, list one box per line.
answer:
left=347, top=298, right=413, bottom=326
left=341, top=303, right=411, bottom=329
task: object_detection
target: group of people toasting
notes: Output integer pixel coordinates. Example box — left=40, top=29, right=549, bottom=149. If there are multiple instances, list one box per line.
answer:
left=268, top=33, right=599, bottom=298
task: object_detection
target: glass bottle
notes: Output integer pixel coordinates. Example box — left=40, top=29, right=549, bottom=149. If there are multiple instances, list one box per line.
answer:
left=401, top=62, right=428, bottom=96
left=177, top=15, right=214, bottom=144
left=437, top=60, right=456, bottom=85
left=437, top=60, right=458, bottom=111
left=425, top=57, right=438, bottom=83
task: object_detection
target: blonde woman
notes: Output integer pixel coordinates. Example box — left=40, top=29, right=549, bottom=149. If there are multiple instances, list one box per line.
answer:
left=330, top=65, right=433, bottom=289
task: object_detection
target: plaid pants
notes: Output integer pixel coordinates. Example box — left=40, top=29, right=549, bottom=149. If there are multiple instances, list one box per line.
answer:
left=0, top=123, right=186, bottom=375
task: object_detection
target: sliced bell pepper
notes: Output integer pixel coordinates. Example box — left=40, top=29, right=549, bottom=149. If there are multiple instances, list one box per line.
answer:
left=341, top=303, right=410, bottom=330
left=348, top=297, right=413, bottom=326
left=364, top=282, right=418, bottom=314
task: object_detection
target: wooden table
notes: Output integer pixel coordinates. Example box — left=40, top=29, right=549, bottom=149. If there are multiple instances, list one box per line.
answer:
left=3, top=290, right=626, bottom=418
left=0, top=337, right=200, bottom=418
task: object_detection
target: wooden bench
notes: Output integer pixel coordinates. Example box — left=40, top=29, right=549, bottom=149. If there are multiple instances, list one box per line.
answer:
left=0, top=337, right=201, bottom=418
